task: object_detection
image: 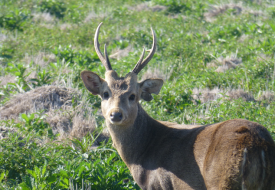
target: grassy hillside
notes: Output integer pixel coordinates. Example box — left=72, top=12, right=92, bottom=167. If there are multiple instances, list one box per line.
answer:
left=0, top=0, right=275, bottom=189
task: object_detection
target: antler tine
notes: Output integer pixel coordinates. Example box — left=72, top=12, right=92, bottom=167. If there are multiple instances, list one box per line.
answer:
left=104, top=44, right=112, bottom=69
left=132, top=27, right=156, bottom=74
left=132, top=47, right=145, bottom=73
left=94, top=22, right=112, bottom=71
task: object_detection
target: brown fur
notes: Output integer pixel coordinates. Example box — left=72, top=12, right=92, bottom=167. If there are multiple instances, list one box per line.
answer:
left=81, top=23, right=275, bottom=189
left=81, top=70, right=275, bottom=190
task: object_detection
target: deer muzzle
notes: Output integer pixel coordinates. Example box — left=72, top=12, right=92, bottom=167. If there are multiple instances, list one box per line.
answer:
left=107, top=108, right=125, bottom=124
left=110, top=111, right=123, bottom=122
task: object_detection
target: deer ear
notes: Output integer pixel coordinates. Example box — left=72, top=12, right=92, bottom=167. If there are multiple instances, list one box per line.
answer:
left=139, top=79, right=163, bottom=101
left=81, top=71, right=105, bottom=95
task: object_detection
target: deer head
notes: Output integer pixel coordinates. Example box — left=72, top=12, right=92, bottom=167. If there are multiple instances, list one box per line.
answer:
left=81, top=23, right=163, bottom=127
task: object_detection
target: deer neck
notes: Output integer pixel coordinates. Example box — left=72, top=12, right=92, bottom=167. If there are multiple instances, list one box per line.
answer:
left=106, top=104, right=155, bottom=165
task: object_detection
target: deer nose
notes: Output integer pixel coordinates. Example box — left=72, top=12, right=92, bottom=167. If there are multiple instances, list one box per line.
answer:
left=110, top=112, right=123, bottom=122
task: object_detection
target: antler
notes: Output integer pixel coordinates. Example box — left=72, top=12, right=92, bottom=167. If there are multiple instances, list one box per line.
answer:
left=132, top=28, right=157, bottom=74
left=94, top=22, right=112, bottom=70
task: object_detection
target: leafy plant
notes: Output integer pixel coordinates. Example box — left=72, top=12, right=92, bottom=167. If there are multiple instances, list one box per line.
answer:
left=0, top=83, right=18, bottom=104
left=0, top=171, right=9, bottom=189
left=19, top=113, right=54, bottom=138
left=39, top=0, right=67, bottom=19
left=5, top=63, right=31, bottom=92
left=30, top=69, right=52, bottom=87
left=153, top=0, right=192, bottom=14
left=18, top=161, right=57, bottom=190
left=52, top=45, right=99, bottom=68
left=0, top=10, right=29, bottom=31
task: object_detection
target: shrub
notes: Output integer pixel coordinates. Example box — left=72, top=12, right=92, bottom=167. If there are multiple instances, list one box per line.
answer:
left=0, top=10, right=29, bottom=31
left=39, top=0, right=67, bottom=19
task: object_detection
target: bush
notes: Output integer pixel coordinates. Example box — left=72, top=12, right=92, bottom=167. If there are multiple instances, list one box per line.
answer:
left=39, top=0, right=67, bottom=19
left=0, top=10, right=29, bottom=31
left=153, top=0, right=191, bottom=14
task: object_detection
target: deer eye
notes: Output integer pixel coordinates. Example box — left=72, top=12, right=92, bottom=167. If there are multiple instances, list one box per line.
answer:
left=103, top=92, right=109, bottom=99
left=129, top=94, right=135, bottom=101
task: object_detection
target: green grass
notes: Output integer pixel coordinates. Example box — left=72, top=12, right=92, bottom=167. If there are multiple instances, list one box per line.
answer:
left=0, top=0, right=275, bottom=189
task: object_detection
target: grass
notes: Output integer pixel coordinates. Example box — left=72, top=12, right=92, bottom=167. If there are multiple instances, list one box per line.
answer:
left=0, top=0, right=275, bottom=189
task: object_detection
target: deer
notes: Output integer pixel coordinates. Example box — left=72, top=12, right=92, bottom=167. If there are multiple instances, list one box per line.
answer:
left=81, top=23, right=275, bottom=190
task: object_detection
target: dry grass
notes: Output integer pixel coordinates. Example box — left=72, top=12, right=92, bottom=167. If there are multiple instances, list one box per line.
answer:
left=151, top=5, right=167, bottom=12
left=45, top=102, right=109, bottom=143
left=0, top=33, right=7, bottom=66
left=0, top=85, right=109, bottom=142
left=109, top=45, right=133, bottom=60
left=23, top=52, right=56, bottom=67
left=39, top=23, right=54, bottom=29
left=0, top=74, right=16, bottom=86
left=32, top=12, right=56, bottom=23
left=128, top=3, right=167, bottom=12
left=0, top=85, right=77, bottom=119
left=0, top=33, right=7, bottom=43
left=204, top=2, right=264, bottom=22
left=248, top=9, right=264, bottom=17
left=186, top=88, right=271, bottom=123
left=31, top=12, right=56, bottom=28
left=257, top=91, right=275, bottom=102
left=192, top=87, right=223, bottom=103
left=238, top=34, right=249, bottom=43
left=227, top=88, right=255, bottom=101
left=207, top=54, right=242, bottom=72
left=204, top=3, right=243, bottom=22
left=60, top=23, right=75, bottom=31
left=84, top=11, right=108, bottom=23
left=192, top=87, right=255, bottom=103
left=256, top=53, right=272, bottom=62
left=141, top=67, right=168, bottom=81
left=141, top=59, right=174, bottom=81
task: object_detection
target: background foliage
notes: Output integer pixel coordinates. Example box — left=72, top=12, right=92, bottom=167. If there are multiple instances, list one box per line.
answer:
left=0, top=0, right=275, bottom=189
